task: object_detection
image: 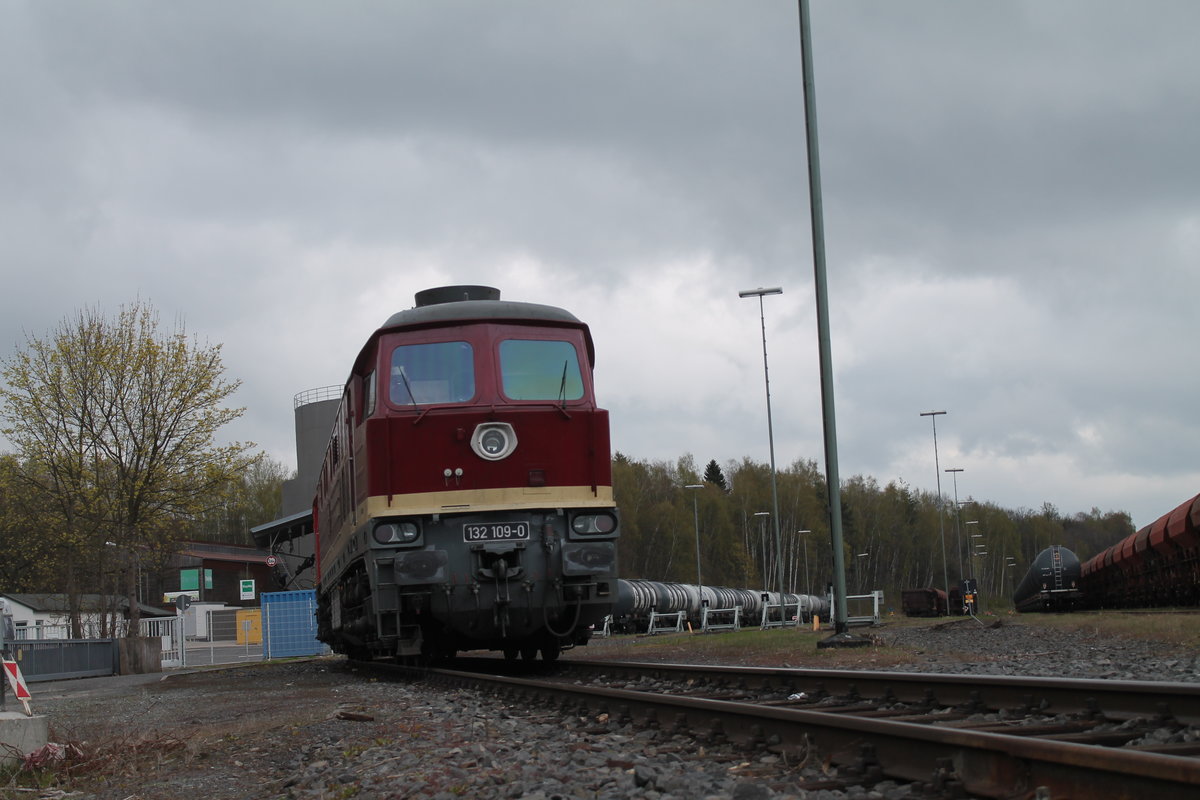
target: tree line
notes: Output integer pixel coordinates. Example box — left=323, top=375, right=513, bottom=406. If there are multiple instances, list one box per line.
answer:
left=614, top=454, right=1134, bottom=611
left=1, top=300, right=1137, bottom=636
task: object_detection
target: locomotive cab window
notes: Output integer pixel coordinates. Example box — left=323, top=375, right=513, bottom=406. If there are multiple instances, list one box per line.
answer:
left=361, top=370, right=376, bottom=422
left=499, top=339, right=584, bottom=401
left=389, top=341, right=475, bottom=405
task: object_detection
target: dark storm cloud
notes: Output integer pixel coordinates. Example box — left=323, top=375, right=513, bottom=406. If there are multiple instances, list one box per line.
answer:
left=11, top=1, right=814, bottom=271
left=813, top=2, right=1200, bottom=281
left=2, top=1, right=1197, bottom=527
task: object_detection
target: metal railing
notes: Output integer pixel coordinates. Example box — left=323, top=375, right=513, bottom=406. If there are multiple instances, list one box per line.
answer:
left=646, top=610, right=686, bottom=635
left=701, top=604, right=743, bottom=632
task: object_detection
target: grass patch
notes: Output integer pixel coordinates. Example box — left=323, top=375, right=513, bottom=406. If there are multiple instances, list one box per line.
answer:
left=580, top=608, right=1200, bottom=669
left=580, top=624, right=914, bottom=669
left=1004, top=609, right=1200, bottom=648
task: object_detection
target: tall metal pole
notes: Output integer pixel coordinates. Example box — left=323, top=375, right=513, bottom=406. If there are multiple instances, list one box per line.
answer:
left=920, top=411, right=950, bottom=606
left=739, top=287, right=785, bottom=604
left=685, top=484, right=704, bottom=605
left=945, top=467, right=964, bottom=580
left=797, top=0, right=849, bottom=635
left=798, top=529, right=812, bottom=596
left=753, top=511, right=771, bottom=589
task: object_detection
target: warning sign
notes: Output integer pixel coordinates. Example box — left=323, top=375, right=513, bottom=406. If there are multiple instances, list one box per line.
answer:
left=3, top=659, right=32, bottom=716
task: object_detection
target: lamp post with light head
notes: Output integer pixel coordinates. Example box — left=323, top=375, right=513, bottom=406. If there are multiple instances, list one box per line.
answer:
left=740, top=287, right=785, bottom=602
left=945, top=467, right=964, bottom=580
left=797, top=530, right=812, bottom=596
left=920, top=410, right=951, bottom=609
left=685, top=484, right=704, bottom=606
left=752, top=511, right=771, bottom=590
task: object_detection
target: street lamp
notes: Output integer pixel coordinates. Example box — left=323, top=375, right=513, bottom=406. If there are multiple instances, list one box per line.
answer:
left=1006, top=557, right=1017, bottom=605
left=753, top=511, right=771, bottom=589
left=920, top=410, right=950, bottom=607
left=685, top=484, right=704, bottom=604
left=945, top=467, right=964, bottom=580
left=855, top=552, right=869, bottom=593
left=740, top=287, right=785, bottom=602
left=797, top=530, right=812, bottom=596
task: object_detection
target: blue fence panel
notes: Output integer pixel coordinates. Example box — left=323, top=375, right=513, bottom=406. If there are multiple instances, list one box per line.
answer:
left=261, top=590, right=327, bottom=659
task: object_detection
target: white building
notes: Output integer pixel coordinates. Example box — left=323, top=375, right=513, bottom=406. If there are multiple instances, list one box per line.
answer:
left=0, top=593, right=172, bottom=640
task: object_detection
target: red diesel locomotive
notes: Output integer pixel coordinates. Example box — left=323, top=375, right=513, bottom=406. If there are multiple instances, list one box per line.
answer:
left=314, top=285, right=619, bottom=661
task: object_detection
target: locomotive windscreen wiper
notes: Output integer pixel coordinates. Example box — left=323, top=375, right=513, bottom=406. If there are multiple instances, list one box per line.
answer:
left=557, top=360, right=568, bottom=409
left=397, top=366, right=417, bottom=405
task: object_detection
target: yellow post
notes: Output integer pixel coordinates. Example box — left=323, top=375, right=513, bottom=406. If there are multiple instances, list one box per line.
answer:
left=812, top=615, right=820, bottom=632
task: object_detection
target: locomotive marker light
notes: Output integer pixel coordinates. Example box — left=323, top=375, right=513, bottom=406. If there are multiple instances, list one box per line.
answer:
left=471, top=422, right=517, bottom=461
left=739, top=287, right=785, bottom=607
left=374, top=521, right=420, bottom=545
left=570, top=513, right=617, bottom=535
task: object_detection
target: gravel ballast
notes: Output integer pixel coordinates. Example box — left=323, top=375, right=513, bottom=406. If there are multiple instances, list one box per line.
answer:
left=20, top=617, right=1200, bottom=799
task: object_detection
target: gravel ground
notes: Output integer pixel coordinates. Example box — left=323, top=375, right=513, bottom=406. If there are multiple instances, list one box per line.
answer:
left=871, top=617, right=1200, bottom=682
left=12, top=618, right=1199, bottom=800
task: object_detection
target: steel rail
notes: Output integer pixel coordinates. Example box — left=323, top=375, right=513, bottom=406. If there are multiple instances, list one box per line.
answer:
left=551, top=658, right=1200, bottom=725
left=425, top=664, right=1200, bottom=799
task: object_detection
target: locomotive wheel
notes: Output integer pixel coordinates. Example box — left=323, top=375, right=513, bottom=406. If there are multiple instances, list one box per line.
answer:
left=503, top=647, right=519, bottom=661
left=520, top=645, right=539, bottom=661
left=540, top=640, right=561, bottom=662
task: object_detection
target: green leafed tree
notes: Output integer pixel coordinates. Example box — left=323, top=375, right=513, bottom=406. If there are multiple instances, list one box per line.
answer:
left=183, top=455, right=292, bottom=545
left=0, top=301, right=259, bottom=634
left=0, top=455, right=61, bottom=593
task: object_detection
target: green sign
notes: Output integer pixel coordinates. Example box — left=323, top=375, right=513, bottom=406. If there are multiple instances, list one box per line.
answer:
left=180, top=568, right=198, bottom=591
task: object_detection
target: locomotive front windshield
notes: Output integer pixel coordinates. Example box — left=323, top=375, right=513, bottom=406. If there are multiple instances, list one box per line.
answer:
left=499, top=339, right=584, bottom=401
left=390, top=341, right=475, bottom=405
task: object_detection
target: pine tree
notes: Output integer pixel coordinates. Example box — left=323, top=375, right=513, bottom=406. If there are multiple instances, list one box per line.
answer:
left=703, top=459, right=728, bottom=491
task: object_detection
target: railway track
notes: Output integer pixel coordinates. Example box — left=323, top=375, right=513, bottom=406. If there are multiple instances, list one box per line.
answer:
left=367, top=657, right=1200, bottom=798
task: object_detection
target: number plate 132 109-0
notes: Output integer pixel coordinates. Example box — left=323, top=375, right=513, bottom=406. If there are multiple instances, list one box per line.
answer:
left=463, top=522, right=531, bottom=542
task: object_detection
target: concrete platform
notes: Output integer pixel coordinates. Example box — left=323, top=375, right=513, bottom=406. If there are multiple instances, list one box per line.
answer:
left=0, top=711, right=48, bottom=766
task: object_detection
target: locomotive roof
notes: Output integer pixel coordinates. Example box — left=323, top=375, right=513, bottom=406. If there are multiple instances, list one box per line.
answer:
left=379, top=299, right=584, bottom=331
left=353, top=297, right=596, bottom=375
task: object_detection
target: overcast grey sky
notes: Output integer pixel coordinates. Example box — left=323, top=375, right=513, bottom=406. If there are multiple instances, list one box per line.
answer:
left=3, top=1, right=1197, bottom=529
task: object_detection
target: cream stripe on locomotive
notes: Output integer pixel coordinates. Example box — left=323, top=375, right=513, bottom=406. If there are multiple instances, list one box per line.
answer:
left=364, top=484, right=614, bottom=518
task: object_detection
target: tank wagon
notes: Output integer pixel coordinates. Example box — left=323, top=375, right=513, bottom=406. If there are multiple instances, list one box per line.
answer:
left=1079, top=492, right=1200, bottom=609
left=313, top=286, right=619, bottom=662
left=1012, top=546, right=1082, bottom=612
left=610, top=579, right=829, bottom=632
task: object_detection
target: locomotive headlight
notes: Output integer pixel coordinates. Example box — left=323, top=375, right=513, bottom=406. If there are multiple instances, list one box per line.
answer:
left=373, top=521, right=420, bottom=545
left=571, top=512, right=617, bottom=535
left=470, top=422, right=517, bottom=461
